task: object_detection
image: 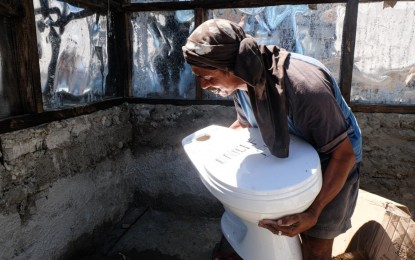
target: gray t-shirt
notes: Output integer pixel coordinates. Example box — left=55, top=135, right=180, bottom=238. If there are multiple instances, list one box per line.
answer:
left=234, top=56, right=349, bottom=156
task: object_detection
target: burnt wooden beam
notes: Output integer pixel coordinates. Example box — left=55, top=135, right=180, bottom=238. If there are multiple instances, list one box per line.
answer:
left=0, top=97, right=235, bottom=134
left=126, top=97, right=234, bottom=106
left=2, top=98, right=413, bottom=134
left=339, top=0, right=358, bottom=104
left=351, top=104, right=415, bottom=114
left=11, top=0, right=43, bottom=114
left=105, top=11, right=132, bottom=97
left=124, top=11, right=134, bottom=97
left=0, top=2, right=19, bottom=17
left=64, top=0, right=122, bottom=13
left=359, top=0, right=415, bottom=2
left=107, top=10, right=133, bottom=97
left=194, top=7, right=209, bottom=99
left=123, top=0, right=350, bottom=12
left=48, top=8, right=95, bottom=27
left=0, top=98, right=125, bottom=134
left=122, top=0, right=414, bottom=13
left=63, top=0, right=107, bottom=10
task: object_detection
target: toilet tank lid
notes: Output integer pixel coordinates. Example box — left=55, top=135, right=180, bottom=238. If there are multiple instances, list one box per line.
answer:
left=203, top=127, right=321, bottom=196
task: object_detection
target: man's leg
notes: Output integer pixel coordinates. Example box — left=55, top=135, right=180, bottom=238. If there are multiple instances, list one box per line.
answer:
left=300, top=233, right=334, bottom=260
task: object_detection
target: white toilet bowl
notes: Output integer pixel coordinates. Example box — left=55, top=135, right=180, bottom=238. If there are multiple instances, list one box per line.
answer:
left=182, top=125, right=322, bottom=260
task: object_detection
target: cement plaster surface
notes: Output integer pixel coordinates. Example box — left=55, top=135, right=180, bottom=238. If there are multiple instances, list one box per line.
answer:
left=96, top=207, right=223, bottom=260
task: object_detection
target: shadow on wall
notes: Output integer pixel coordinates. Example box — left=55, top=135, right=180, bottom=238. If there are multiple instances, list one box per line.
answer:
left=129, top=104, right=236, bottom=217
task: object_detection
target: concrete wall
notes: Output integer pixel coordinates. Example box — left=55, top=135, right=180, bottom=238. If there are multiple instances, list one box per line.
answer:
left=0, top=104, right=136, bottom=260
left=129, top=104, right=236, bottom=217
left=0, top=103, right=413, bottom=259
left=128, top=105, right=415, bottom=218
left=355, top=113, right=415, bottom=213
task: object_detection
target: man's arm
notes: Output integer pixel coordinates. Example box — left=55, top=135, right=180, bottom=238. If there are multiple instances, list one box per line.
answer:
left=229, top=119, right=248, bottom=129
left=258, top=137, right=356, bottom=236
left=306, top=137, right=356, bottom=219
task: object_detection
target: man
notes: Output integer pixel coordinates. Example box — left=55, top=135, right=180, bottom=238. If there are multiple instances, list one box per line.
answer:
left=182, top=19, right=362, bottom=260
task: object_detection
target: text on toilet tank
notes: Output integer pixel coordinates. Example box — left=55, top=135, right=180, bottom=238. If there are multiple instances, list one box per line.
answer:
left=214, top=138, right=271, bottom=164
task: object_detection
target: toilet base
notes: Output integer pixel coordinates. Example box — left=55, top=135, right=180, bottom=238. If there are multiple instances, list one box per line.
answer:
left=221, top=210, right=302, bottom=260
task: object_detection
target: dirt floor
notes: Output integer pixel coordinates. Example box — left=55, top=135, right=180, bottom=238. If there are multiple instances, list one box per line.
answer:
left=359, top=176, right=414, bottom=219
left=75, top=207, right=223, bottom=260
left=72, top=187, right=415, bottom=260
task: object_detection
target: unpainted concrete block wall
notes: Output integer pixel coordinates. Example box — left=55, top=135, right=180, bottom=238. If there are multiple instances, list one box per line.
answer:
left=0, top=103, right=413, bottom=259
left=355, top=113, right=415, bottom=214
left=0, top=104, right=136, bottom=260
left=129, top=104, right=236, bottom=217
left=128, top=105, right=415, bottom=218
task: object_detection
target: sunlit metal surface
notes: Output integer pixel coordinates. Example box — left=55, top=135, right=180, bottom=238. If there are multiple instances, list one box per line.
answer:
left=33, top=0, right=109, bottom=109
left=352, top=2, right=415, bottom=105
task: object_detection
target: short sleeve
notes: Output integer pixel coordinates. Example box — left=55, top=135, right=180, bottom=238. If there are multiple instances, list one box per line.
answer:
left=285, top=58, right=349, bottom=154
left=233, top=94, right=252, bottom=128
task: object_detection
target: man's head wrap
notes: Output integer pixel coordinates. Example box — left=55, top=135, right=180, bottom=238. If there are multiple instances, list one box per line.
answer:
left=182, top=18, right=291, bottom=158
left=182, top=19, right=247, bottom=71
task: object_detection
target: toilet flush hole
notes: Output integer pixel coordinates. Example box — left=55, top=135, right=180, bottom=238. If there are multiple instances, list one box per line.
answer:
left=196, top=134, right=210, bottom=141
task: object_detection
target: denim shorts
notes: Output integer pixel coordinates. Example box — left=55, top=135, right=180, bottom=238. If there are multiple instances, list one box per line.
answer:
left=303, top=163, right=360, bottom=239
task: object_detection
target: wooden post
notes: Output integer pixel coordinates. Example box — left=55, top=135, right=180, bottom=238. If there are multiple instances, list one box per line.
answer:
left=194, top=7, right=209, bottom=100
left=339, top=0, right=359, bottom=104
left=107, top=4, right=132, bottom=98
left=123, top=11, right=133, bottom=97
left=12, top=0, right=43, bottom=113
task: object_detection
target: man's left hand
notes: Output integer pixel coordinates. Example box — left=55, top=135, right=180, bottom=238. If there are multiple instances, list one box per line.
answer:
left=258, top=210, right=318, bottom=237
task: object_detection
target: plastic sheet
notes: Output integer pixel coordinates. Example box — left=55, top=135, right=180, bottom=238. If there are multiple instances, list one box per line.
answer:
left=351, top=2, right=415, bottom=104
left=33, top=0, right=109, bottom=109
left=131, top=11, right=195, bottom=98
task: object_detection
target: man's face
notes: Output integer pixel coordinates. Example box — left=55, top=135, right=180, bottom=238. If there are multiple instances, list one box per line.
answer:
left=191, top=66, right=247, bottom=97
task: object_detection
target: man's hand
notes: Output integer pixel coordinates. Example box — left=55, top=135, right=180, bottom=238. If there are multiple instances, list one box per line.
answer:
left=229, top=119, right=249, bottom=129
left=258, top=209, right=319, bottom=237
left=258, top=137, right=356, bottom=237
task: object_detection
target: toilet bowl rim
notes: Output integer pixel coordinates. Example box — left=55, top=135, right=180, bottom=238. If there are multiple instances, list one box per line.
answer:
left=201, top=169, right=322, bottom=201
